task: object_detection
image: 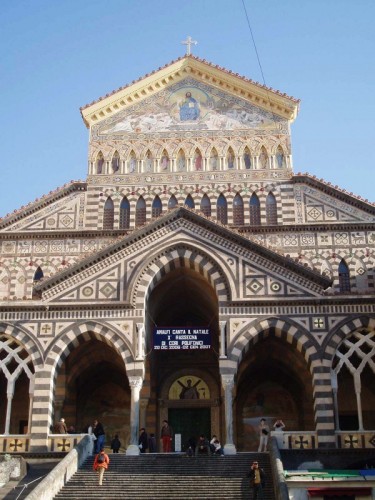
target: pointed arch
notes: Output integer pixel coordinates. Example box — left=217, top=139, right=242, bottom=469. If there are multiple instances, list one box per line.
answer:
left=111, top=150, right=120, bottom=173
left=200, top=193, right=211, bottom=217
left=132, top=245, right=231, bottom=309
left=168, top=195, right=178, bottom=209
left=119, top=197, right=130, bottom=229
left=249, top=193, right=261, bottom=226
left=266, top=192, right=277, bottom=225
left=33, top=266, right=44, bottom=282
left=96, top=151, right=104, bottom=174
left=233, top=193, right=244, bottom=225
left=338, top=259, right=351, bottom=292
left=217, top=193, right=228, bottom=224
left=152, top=195, right=162, bottom=218
left=103, top=197, right=114, bottom=230
left=184, top=194, right=195, bottom=209
left=135, top=196, right=146, bottom=226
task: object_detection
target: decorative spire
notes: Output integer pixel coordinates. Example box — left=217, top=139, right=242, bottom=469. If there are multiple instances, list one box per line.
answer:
left=182, top=35, right=198, bottom=56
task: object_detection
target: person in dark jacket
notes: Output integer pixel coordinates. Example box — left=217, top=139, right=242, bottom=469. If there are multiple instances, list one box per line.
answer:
left=247, top=461, right=266, bottom=500
left=138, top=428, right=148, bottom=453
left=93, top=420, right=105, bottom=454
left=110, top=434, right=121, bottom=453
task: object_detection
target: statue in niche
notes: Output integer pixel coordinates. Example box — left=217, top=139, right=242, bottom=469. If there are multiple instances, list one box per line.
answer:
left=243, top=151, right=251, bottom=169
left=178, top=378, right=201, bottom=399
left=276, top=148, right=285, bottom=168
left=177, top=153, right=186, bottom=171
left=194, top=151, right=202, bottom=171
left=160, top=154, right=169, bottom=170
left=210, top=151, right=218, bottom=170
left=145, top=152, right=153, bottom=172
left=129, top=156, right=137, bottom=173
left=179, top=91, right=200, bottom=121
left=227, top=151, right=234, bottom=169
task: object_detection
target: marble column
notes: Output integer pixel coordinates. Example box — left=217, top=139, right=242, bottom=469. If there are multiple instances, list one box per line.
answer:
left=221, top=374, right=236, bottom=455
left=4, top=380, right=15, bottom=434
left=354, top=372, right=364, bottom=431
left=219, top=321, right=227, bottom=359
left=136, top=323, right=145, bottom=360
left=126, top=376, right=143, bottom=455
left=331, top=371, right=340, bottom=430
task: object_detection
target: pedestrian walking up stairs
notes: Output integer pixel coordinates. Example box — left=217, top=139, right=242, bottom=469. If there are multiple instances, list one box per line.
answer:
left=54, top=452, right=276, bottom=499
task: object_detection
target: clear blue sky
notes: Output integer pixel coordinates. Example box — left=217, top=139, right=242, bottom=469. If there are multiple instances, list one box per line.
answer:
left=1, top=0, right=374, bottom=217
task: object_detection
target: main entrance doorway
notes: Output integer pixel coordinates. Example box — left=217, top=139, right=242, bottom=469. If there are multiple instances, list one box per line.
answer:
left=169, top=408, right=211, bottom=452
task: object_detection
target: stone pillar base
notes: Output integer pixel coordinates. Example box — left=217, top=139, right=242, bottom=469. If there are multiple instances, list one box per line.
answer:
left=126, top=444, right=140, bottom=456
left=223, top=443, right=237, bottom=455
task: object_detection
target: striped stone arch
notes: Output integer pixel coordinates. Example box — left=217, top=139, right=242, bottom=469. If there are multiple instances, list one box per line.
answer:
left=132, top=245, right=231, bottom=309
left=44, top=321, right=135, bottom=373
left=229, top=316, right=336, bottom=447
left=0, top=322, right=43, bottom=369
left=229, top=317, right=319, bottom=369
left=322, top=316, right=375, bottom=363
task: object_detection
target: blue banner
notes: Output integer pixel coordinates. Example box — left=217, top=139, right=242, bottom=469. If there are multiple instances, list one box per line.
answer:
left=153, top=327, right=211, bottom=350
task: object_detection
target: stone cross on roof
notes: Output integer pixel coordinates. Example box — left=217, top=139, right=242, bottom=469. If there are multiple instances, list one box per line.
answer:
left=182, top=36, right=198, bottom=56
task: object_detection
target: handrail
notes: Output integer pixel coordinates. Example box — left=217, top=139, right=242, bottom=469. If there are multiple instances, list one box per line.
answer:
left=269, top=436, right=289, bottom=500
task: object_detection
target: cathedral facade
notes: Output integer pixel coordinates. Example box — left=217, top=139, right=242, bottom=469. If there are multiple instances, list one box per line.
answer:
left=0, top=55, right=374, bottom=454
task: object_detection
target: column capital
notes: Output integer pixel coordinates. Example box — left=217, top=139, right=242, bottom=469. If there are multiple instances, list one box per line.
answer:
left=221, top=373, right=235, bottom=390
left=128, top=376, right=143, bottom=390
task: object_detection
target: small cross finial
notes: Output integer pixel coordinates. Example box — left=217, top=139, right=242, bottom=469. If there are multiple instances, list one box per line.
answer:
left=182, top=35, right=198, bottom=56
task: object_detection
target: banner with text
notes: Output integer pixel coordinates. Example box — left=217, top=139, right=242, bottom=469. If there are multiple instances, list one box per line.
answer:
left=153, top=327, right=211, bottom=350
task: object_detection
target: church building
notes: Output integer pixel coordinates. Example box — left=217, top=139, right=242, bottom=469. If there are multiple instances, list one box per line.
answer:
left=0, top=52, right=374, bottom=456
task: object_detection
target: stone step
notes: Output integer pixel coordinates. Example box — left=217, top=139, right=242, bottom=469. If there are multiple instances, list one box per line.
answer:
left=55, top=452, right=275, bottom=499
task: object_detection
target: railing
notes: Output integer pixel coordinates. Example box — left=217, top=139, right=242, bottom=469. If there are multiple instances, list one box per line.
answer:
left=25, top=434, right=93, bottom=500
left=0, top=433, right=85, bottom=453
left=271, top=431, right=318, bottom=450
left=335, top=430, right=375, bottom=449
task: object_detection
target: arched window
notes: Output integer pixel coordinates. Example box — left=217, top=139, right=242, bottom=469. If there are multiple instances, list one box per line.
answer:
left=111, top=151, right=120, bottom=173
left=135, top=196, right=146, bottom=226
left=152, top=196, right=162, bottom=218
left=217, top=194, right=228, bottom=224
left=259, top=146, right=268, bottom=169
left=184, top=194, right=195, bottom=209
left=200, top=194, right=211, bottom=217
left=250, top=193, right=261, bottom=226
left=119, top=197, right=130, bottom=229
left=96, top=152, right=104, bottom=174
left=168, top=195, right=178, bottom=209
left=103, top=198, right=114, bottom=229
left=243, top=147, right=252, bottom=169
left=33, top=266, right=44, bottom=282
left=338, top=259, right=351, bottom=293
left=266, top=192, right=277, bottom=225
left=233, top=193, right=244, bottom=225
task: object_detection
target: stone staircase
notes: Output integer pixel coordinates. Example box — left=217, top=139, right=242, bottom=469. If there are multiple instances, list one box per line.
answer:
left=54, top=452, right=275, bottom=499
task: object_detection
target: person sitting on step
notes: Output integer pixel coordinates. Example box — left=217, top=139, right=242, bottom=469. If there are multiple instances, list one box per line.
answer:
left=195, top=434, right=211, bottom=456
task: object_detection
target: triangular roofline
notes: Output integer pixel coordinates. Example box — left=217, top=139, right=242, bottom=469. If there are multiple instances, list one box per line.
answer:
left=34, top=206, right=331, bottom=294
left=80, top=55, right=300, bottom=128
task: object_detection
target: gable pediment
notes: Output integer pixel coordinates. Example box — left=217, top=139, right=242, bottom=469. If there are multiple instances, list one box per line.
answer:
left=81, top=56, right=299, bottom=129
left=93, top=77, right=289, bottom=141
left=35, top=207, right=331, bottom=304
